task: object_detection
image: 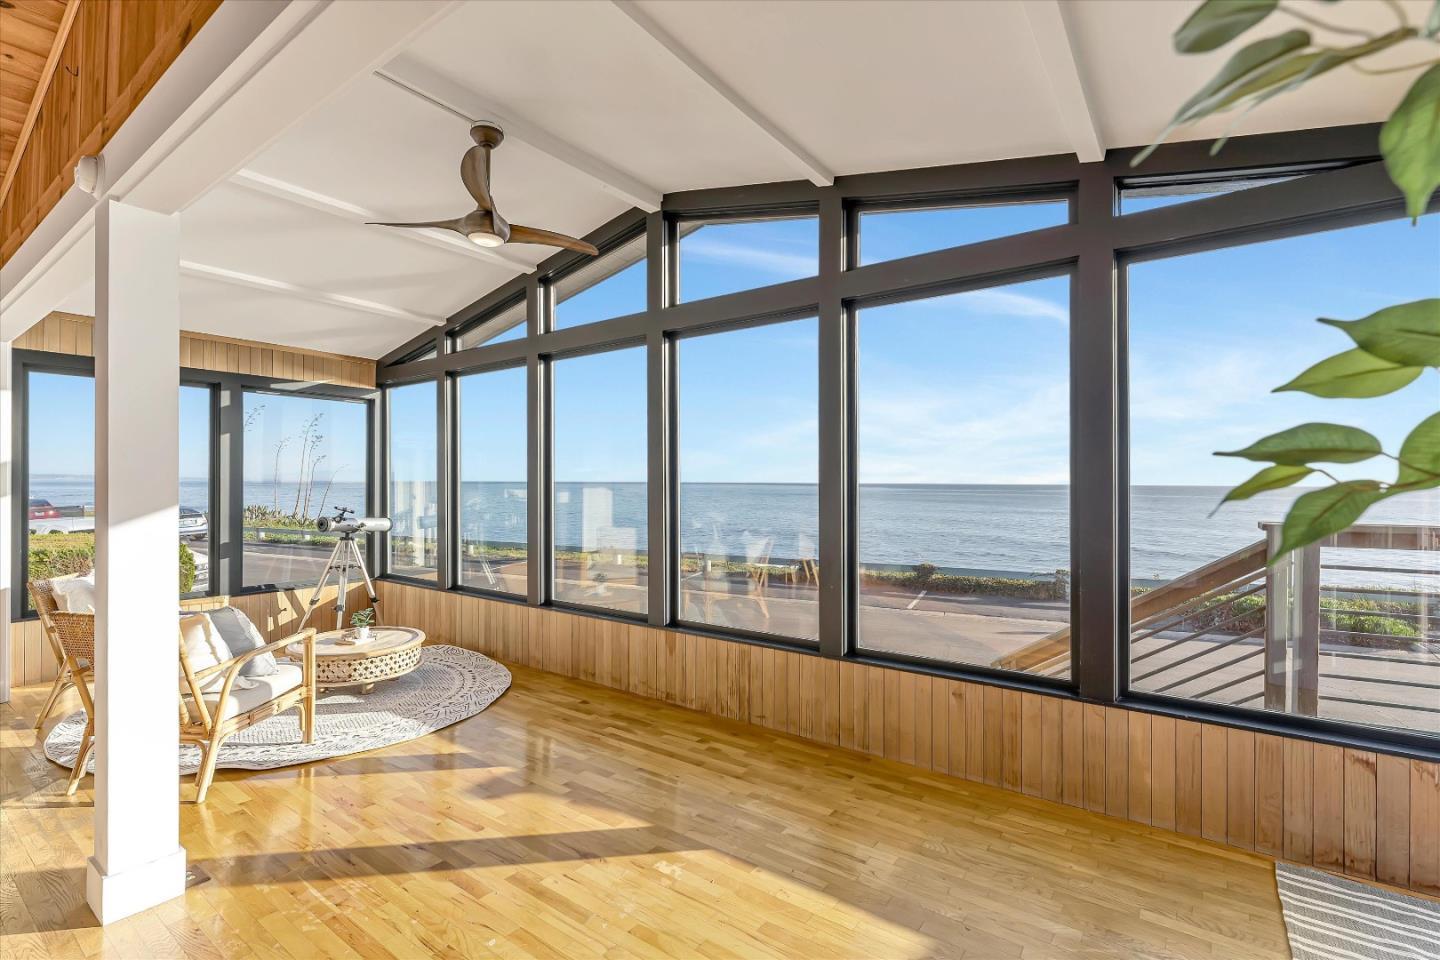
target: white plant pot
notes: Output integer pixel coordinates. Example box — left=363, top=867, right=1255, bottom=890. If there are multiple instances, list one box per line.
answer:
left=356, top=626, right=372, bottom=642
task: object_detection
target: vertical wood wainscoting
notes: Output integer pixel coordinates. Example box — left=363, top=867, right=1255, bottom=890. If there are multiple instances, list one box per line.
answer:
left=377, top=579, right=1440, bottom=899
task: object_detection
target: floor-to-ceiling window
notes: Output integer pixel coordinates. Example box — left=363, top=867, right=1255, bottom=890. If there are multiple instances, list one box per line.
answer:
left=855, top=275, right=1072, bottom=676
left=179, top=385, right=211, bottom=596
left=677, top=318, right=819, bottom=641
left=23, top=371, right=95, bottom=608
left=1127, top=212, right=1439, bottom=735
left=458, top=366, right=528, bottom=597
left=387, top=381, right=439, bottom=582
left=552, top=346, right=647, bottom=615
left=243, top=391, right=370, bottom=589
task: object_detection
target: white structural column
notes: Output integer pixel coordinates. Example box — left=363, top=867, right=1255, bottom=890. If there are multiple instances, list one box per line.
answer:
left=86, top=199, right=185, bottom=924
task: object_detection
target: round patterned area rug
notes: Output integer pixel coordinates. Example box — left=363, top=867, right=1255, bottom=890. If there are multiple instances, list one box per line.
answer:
left=44, top=644, right=510, bottom=775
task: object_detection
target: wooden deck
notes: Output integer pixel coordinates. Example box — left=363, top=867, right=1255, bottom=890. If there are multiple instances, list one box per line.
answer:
left=1, top=667, right=1295, bottom=959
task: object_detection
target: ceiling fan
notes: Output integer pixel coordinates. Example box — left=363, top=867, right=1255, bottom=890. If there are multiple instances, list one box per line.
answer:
left=370, top=122, right=599, bottom=256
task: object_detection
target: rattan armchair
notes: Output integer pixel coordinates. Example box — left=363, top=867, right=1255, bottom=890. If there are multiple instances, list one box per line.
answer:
left=178, top=598, right=317, bottom=802
left=27, top=578, right=99, bottom=795
left=27, top=575, right=89, bottom=733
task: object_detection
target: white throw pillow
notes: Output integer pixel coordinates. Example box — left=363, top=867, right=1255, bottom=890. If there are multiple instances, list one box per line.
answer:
left=179, top=614, right=234, bottom=694
left=51, top=572, right=96, bottom=614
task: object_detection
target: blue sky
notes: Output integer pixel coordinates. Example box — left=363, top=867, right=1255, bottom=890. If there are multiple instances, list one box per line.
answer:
left=28, top=203, right=1439, bottom=492
left=243, top=391, right=369, bottom=485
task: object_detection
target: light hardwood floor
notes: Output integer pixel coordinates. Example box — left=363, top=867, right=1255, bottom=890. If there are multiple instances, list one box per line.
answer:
left=2, top=667, right=1293, bottom=959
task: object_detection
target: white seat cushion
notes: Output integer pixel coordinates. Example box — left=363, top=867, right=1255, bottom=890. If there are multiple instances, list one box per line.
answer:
left=188, top=663, right=303, bottom=722
left=51, top=572, right=96, bottom=613
left=179, top=614, right=233, bottom=694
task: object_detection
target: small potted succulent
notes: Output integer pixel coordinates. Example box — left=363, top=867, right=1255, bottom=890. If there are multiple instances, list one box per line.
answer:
left=350, top=607, right=376, bottom=642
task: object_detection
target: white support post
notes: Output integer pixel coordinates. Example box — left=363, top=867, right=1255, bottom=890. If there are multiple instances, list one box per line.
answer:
left=0, top=339, right=11, bottom=705
left=86, top=199, right=186, bottom=924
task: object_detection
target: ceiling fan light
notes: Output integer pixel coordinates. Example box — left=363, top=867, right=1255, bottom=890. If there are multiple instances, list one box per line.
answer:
left=468, top=230, right=504, bottom=248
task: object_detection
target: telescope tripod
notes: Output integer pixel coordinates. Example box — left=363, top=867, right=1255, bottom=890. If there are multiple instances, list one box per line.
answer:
left=299, top=534, right=381, bottom=632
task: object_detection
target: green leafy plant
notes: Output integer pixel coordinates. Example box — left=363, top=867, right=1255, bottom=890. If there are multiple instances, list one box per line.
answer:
left=179, top=542, right=197, bottom=595
left=350, top=608, right=376, bottom=629
left=1140, top=0, right=1440, bottom=557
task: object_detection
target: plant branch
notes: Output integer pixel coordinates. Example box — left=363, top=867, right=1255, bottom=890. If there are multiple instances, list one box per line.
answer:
left=1277, top=3, right=1380, bottom=39
left=1349, top=57, right=1440, bottom=76
left=1380, top=0, right=1408, bottom=30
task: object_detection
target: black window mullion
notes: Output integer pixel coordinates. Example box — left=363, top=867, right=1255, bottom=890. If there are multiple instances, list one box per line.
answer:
left=817, top=187, right=849, bottom=659
left=1073, top=163, right=1120, bottom=703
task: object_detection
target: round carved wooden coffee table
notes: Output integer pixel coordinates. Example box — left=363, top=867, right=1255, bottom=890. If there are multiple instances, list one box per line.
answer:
left=288, top=626, right=425, bottom=693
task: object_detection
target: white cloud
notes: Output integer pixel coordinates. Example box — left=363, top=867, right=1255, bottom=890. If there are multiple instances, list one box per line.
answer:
left=682, top=237, right=814, bottom=277
left=959, top=287, right=1068, bottom=325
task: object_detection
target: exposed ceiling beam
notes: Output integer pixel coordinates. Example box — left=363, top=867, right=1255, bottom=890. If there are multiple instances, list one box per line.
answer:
left=228, top=168, right=532, bottom=271
left=376, top=55, right=663, bottom=213
left=610, top=0, right=833, bottom=187
left=1022, top=0, right=1104, bottom=164
left=0, top=0, right=81, bottom=207
left=180, top=260, right=445, bottom=326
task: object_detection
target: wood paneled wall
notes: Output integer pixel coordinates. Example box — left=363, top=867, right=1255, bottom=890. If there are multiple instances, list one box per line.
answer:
left=9, top=583, right=368, bottom=689
left=376, top=579, right=1440, bottom=899
left=0, top=0, right=222, bottom=264
left=14, top=311, right=377, bottom=388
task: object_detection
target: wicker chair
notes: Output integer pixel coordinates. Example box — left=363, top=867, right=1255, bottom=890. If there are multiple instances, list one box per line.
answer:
left=178, top=597, right=317, bottom=802
left=27, top=575, right=89, bottom=733
left=27, top=580, right=100, bottom=796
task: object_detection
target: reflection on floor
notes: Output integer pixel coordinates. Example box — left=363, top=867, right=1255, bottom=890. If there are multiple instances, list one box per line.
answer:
left=2, top=666, right=1290, bottom=959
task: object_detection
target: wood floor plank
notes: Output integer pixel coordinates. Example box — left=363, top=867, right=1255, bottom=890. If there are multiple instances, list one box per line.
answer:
left=2, top=668, right=1297, bottom=960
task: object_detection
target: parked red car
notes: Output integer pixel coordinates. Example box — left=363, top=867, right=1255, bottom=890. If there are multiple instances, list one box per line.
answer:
left=28, top=498, right=60, bottom=521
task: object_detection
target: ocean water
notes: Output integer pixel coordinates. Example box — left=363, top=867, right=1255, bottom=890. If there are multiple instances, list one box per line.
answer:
left=28, top=476, right=1439, bottom=583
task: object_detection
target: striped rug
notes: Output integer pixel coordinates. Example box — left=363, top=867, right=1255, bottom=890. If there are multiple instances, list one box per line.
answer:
left=1276, top=864, right=1439, bottom=960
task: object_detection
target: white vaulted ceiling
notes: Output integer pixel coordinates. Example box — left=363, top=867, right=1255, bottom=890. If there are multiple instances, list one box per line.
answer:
left=60, top=0, right=1432, bottom=358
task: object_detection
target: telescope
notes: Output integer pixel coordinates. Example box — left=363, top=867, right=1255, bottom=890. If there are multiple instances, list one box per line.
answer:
left=315, top=506, right=392, bottom=536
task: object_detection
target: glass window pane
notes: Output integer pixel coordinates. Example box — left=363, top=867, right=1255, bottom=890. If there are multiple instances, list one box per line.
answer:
left=859, top=201, right=1069, bottom=266
left=856, top=277, right=1071, bottom=675
left=25, top=371, right=95, bottom=606
left=1120, top=174, right=1303, bottom=214
left=552, top=233, right=646, bottom=329
left=677, top=217, right=817, bottom=302
left=455, top=297, right=526, bottom=350
left=180, top=385, right=211, bottom=597
left=459, top=367, right=528, bottom=596
left=243, top=392, right=369, bottom=588
left=388, top=381, right=438, bottom=581
left=678, top=319, right=818, bottom=640
left=552, top=347, right=647, bottom=615
left=1128, top=215, right=1439, bottom=736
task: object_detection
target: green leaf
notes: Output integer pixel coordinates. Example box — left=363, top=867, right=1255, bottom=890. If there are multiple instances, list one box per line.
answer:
left=1425, top=0, right=1440, bottom=39
left=1395, top=410, right=1440, bottom=491
left=1274, top=347, right=1424, bottom=398
left=1221, top=29, right=1412, bottom=114
left=1319, top=299, right=1440, bottom=367
left=1132, top=30, right=1310, bottom=165
left=1174, top=0, right=1277, bottom=53
left=1134, top=28, right=1412, bottom=167
left=1272, top=480, right=1387, bottom=558
left=1380, top=63, right=1440, bottom=220
left=1218, top=464, right=1314, bottom=509
left=1216, top=422, right=1383, bottom=465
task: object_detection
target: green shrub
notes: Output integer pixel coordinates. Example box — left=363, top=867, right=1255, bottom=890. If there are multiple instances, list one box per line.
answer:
left=179, top=542, right=196, bottom=594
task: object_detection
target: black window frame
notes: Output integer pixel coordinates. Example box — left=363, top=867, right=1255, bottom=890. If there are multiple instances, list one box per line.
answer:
left=11, top=352, right=379, bottom=617
left=368, top=121, right=1438, bottom=760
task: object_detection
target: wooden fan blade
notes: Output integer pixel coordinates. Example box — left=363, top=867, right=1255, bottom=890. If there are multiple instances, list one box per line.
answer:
left=460, top=146, right=494, bottom=212
left=368, top=218, right=468, bottom=235
left=507, top=224, right=599, bottom=256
